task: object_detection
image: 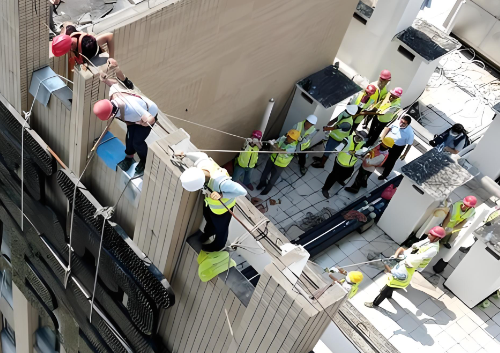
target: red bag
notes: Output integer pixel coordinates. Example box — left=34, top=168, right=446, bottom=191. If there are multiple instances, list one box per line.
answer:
left=381, top=184, right=397, bottom=200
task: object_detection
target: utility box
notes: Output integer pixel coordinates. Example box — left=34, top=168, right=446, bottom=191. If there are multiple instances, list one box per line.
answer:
left=280, top=65, right=361, bottom=147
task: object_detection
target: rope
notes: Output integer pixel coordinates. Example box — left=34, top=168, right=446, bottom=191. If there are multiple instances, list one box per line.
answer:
left=89, top=211, right=108, bottom=322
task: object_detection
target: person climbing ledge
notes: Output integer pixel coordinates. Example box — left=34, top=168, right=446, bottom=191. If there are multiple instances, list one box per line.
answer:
left=179, top=152, right=247, bottom=253
left=93, top=91, right=158, bottom=176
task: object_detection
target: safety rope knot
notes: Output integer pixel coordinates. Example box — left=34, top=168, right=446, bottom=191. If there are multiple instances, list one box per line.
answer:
left=93, top=206, right=115, bottom=220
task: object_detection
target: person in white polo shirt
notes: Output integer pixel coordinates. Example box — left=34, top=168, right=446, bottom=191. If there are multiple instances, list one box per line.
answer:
left=377, top=115, right=414, bottom=180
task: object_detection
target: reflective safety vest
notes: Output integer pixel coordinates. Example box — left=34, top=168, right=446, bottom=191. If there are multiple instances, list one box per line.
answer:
left=362, top=145, right=389, bottom=170
left=329, top=112, right=353, bottom=141
left=204, top=162, right=237, bottom=215
left=376, top=98, right=401, bottom=123
left=388, top=267, right=416, bottom=289
left=295, top=120, right=316, bottom=151
left=353, top=91, right=379, bottom=123
left=340, top=280, right=360, bottom=299
left=379, top=85, right=389, bottom=101
left=271, top=136, right=297, bottom=168
left=336, top=135, right=365, bottom=167
left=446, top=201, right=475, bottom=228
left=237, top=144, right=259, bottom=169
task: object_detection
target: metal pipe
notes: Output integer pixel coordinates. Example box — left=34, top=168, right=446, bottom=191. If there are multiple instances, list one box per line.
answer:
left=259, top=98, right=275, bottom=137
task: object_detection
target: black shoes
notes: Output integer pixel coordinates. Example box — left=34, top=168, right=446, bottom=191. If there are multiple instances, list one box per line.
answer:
left=120, top=77, right=134, bottom=90
left=117, top=157, right=134, bottom=171
left=322, top=189, right=330, bottom=198
left=256, top=182, right=267, bottom=190
left=134, top=159, right=146, bottom=176
left=443, top=243, right=452, bottom=249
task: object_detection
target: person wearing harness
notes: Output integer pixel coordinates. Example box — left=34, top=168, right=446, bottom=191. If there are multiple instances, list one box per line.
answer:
left=93, top=91, right=158, bottom=176
left=365, top=87, right=403, bottom=147
left=362, top=70, right=392, bottom=129
left=321, top=131, right=366, bottom=198
left=257, top=129, right=299, bottom=196
left=291, top=115, right=318, bottom=175
left=51, top=31, right=134, bottom=89
left=441, top=196, right=477, bottom=248
left=365, top=226, right=446, bottom=308
left=179, top=152, right=247, bottom=253
left=431, top=123, right=467, bottom=154
left=232, top=130, right=263, bottom=190
left=311, top=105, right=356, bottom=169
left=349, top=84, right=379, bottom=132
left=345, top=136, right=394, bottom=194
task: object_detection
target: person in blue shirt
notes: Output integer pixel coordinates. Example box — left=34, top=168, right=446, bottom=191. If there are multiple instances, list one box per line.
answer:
left=378, top=115, right=414, bottom=180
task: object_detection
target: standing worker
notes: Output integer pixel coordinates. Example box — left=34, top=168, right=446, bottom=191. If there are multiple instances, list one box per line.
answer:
left=365, top=87, right=403, bottom=147
left=93, top=91, right=158, bottom=176
left=377, top=115, right=414, bottom=180
left=364, top=226, right=446, bottom=308
left=179, top=152, right=247, bottom=252
left=257, top=130, right=299, bottom=195
left=233, top=130, right=263, bottom=190
left=321, top=131, right=366, bottom=198
left=311, top=105, right=357, bottom=169
left=345, top=137, right=394, bottom=194
left=441, top=196, right=477, bottom=248
left=291, top=115, right=318, bottom=175
left=362, top=70, right=392, bottom=129
left=350, top=84, right=379, bottom=132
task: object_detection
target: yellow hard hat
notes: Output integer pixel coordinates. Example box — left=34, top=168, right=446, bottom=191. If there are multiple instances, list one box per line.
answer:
left=382, top=136, right=395, bottom=148
left=287, top=129, right=300, bottom=141
left=347, top=271, right=363, bottom=284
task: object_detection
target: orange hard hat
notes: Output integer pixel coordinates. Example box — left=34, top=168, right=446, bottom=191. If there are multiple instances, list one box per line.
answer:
left=380, top=70, right=392, bottom=80
left=390, top=87, right=403, bottom=98
left=51, top=34, right=72, bottom=57
left=463, top=196, right=477, bottom=208
left=429, top=226, right=446, bottom=238
left=93, top=100, right=114, bottom=121
left=365, top=84, right=377, bottom=96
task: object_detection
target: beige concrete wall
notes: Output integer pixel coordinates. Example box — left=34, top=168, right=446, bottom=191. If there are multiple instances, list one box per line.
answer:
left=113, top=0, right=358, bottom=163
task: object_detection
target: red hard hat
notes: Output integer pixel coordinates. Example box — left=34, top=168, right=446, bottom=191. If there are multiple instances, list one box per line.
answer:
left=380, top=70, right=392, bottom=80
left=463, top=195, right=477, bottom=208
left=429, top=226, right=446, bottom=238
left=93, top=100, right=113, bottom=121
left=390, top=87, right=403, bottom=98
left=251, top=130, right=263, bottom=139
left=365, top=84, right=377, bottom=96
left=51, top=34, right=72, bottom=57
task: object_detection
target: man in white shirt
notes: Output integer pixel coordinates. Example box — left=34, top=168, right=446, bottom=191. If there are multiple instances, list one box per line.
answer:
left=93, top=90, right=158, bottom=176
left=378, top=115, right=414, bottom=180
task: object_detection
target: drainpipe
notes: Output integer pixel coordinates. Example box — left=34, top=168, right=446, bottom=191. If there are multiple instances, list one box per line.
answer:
left=259, top=98, right=275, bottom=137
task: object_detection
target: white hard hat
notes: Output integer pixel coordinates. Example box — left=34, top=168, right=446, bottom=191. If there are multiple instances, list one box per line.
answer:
left=306, top=115, right=318, bottom=125
left=180, top=167, right=205, bottom=192
left=346, top=105, right=358, bottom=115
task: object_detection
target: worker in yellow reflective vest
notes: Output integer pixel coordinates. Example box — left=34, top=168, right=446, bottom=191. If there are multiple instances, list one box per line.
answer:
left=365, top=87, right=403, bottom=147
left=365, top=226, right=446, bottom=308
left=349, top=84, right=379, bottom=132
left=321, top=131, right=366, bottom=198
left=179, top=152, right=247, bottom=252
left=362, top=70, right=392, bottom=129
left=257, top=130, right=299, bottom=195
left=441, top=196, right=477, bottom=248
left=291, top=115, right=318, bottom=175
left=331, top=271, right=364, bottom=299
left=311, top=105, right=357, bottom=169
left=233, top=130, right=263, bottom=191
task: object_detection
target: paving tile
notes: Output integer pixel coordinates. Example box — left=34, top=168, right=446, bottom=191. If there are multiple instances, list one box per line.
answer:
left=348, top=250, right=368, bottom=265
left=472, top=307, right=492, bottom=325
left=314, top=254, right=336, bottom=270
left=410, top=325, right=436, bottom=346
left=431, top=310, right=454, bottom=330
left=447, top=344, right=468, bottom=353
left=389, top=333, right=423, bottom=352
left=358, top=263, right=384, bottom=279
left=482, top=339, right=500, bottom=353
left=284, top=206, right=300, bottom=217
left=295, top=183, right=315, bottom=196
left=338, top=240, right=359, bottom=257
left=307, top=177, right=325, bottom=193
left=482, top=320, right=500, bottom=339
left=273, top=210, right=289, bottom=223
left=446, top=323, right=468, bottom=343
left=305, top=190, right=325, bottom=208
left=419, top=298, right=444, bottom=317
left=295, top=199, right=312, bottom=211
left=488, top=294, right=500, bottom=309
left=316, top=170, right=330, bottom=183
left=291, top=212, right=305, bottom=222
left=470, top=326, right=494, bottom=348
left=397, top=314, right=421, bottom=333
left=326, top=245, right=347, bottom=263
left=436, top=331, right=458, bottom=351
left=458, top=335, right=482, bottom=353
left=421, top=318, right=444, bottom=338
left=360, top=227, right=383, bottom=242
left=457, top=314, right=480, bottom=334
left=275, top=195, right=294, bottom=212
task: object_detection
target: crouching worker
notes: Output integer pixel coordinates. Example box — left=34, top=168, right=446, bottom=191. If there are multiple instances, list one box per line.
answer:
left=345, top=137, right=394, bottom=194
left=233, top=130, right=263, bottom=190
left=93, top=91, right=158, bottom=176
left=332, top=270, right=364, bottom=299
left=179, top=152, right=247, bottom=282
left=364, top=226, right=445, bottom=308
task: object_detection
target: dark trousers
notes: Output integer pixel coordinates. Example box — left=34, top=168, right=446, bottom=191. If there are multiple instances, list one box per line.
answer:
left=380, top=144, right=405, bottom=178
left=373, top=285, right=397, bottom=306
left=323, top=161, right=354, bottom=191
left=298, top=153, right=306, bottom=167
left=347, top=168, right=372, bottom=193
left=202, top=204, right=233, bottom=252
left=125, top=124, right=152, bottom=161
left=260, top=159, right=285, bottom=193
left=367, top=119, right=389, bottom=147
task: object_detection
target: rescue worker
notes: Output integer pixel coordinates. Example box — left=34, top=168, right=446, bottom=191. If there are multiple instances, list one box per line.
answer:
left=321, top=131, right=366, bottom=198
left=51, top=32, right=134, bottom=89
left=365, top=226, right=446, bottom=308
left=93, top=92, right=158, bottom=176
left=365, top=87, right=403, bottom=147
left=233, top=130, right=263, bottom=190
left=332, top=270, right=364, bottom=299
left=311, top=105, right=357, bottom=169
left=257, top=130, right=299, bottom=195
left=179, top=152, right=247, bottom=252
left=349, top=84, right=379, bottom=132
left=430, top=123, right=468, bottom=154
left=291, top=115, right=318, bottom=175
left=362, top=70, right=392, bottom=129
left=441, top=196, right=477, bottom=248
left=378, top=115, right=414, bottom=180
left=345, top=137, right=394, bottom=194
